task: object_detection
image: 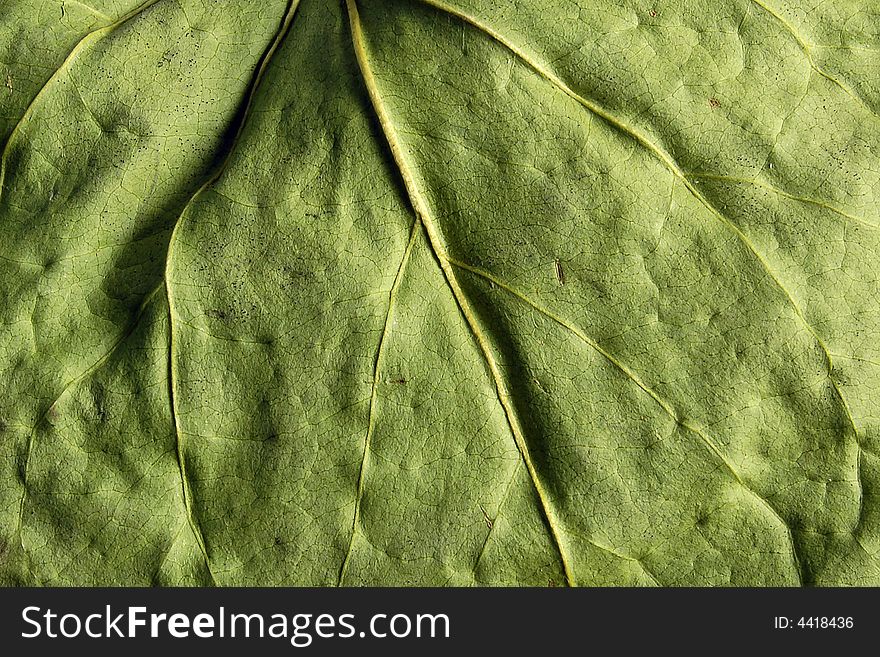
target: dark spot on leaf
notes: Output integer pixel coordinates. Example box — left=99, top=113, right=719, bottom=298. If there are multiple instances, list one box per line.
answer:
left=695, top=510, right=710, bottom=528
left=281, top=265, right=315, bottom=290
left=206, top=308, right=228, bottom=321
left=91, top=382, right=107, bottom=423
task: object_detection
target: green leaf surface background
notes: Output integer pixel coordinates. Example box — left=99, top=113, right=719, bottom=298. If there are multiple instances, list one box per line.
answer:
left=1, top=0, right=878, bottom=586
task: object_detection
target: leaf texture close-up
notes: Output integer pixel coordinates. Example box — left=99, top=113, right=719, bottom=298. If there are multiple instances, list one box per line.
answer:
left=1, top=0, right=879, bottom=586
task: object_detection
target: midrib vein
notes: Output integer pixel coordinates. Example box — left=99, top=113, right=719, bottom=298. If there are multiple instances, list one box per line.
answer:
left=345, top=0, right=575, bottom=586
left=337, top=219, right=420, bottom=586
left=163, top=0, right=303, bottom=587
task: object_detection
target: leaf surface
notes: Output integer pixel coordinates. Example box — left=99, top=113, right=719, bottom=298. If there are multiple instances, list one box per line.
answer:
left=1, top=0, right=878, bottom=585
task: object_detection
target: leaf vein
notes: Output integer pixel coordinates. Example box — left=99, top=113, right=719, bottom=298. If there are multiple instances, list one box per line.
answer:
left=746, top=0, right=879, bottom=117
left=346, top=0, right=575, bottom=585
left=0, top=0, right=164, bottom=203
left=162, top=0, right=304, bottom=587
left=337, top=219, right=420, bottom=586
left=449, top=257, right=805, bottom=584
left=687, top=172, right=878, bottom=229
left=14, top=283, right=164, bottom=576
left=63, top=0, right=113, bottom=23
left=416, top=2, right=862, bottom=571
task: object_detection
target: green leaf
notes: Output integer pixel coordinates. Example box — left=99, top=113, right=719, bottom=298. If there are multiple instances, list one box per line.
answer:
left=1, top=0, right=877, bottom=586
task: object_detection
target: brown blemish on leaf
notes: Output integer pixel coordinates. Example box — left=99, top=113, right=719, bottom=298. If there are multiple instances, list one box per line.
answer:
left=708, top=97, right=721, bottom=109
left=479, top=504, right=493, bottom=529
left=648, top=9, right=658, bottom=18
left=554, top=258, right=565, bottom=285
